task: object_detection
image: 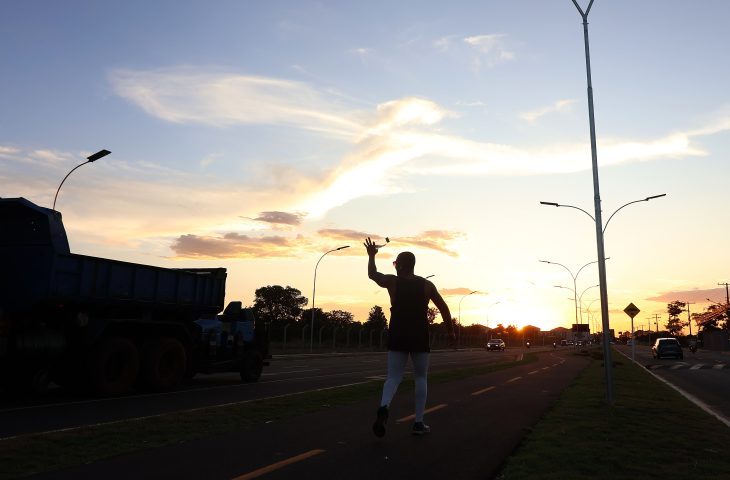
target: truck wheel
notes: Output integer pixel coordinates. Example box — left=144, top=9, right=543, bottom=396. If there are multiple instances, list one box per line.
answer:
left=240, top=350, right=263, bottom=383
left=89, top=337, right=140, bottom=396
left=142, top=337, right=187, bottom=391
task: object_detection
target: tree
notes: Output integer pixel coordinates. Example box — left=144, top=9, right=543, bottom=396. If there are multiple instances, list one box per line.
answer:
left=427, top=307, right=440, bottom=325
left=665, top=301, right=686, bottom=335
left=327, top=309, right=355, bottom=328
left=365, top=305, right=387, bottom=330
left=253, top=285, right=308, bottom=326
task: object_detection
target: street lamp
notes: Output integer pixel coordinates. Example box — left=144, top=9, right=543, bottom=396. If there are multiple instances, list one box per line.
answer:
left=310, top=245, right=349, bottom=352
left=540, top=194, right=666, bottom=235
left=578, top=284, right=599, bottom=325
left=457, top=290, right=477, bottom=348
left=540, top=259, right=605, bottom=331
left=485, top=300, right=501, bottom=339
left=53, top=149, right=111, bottom=210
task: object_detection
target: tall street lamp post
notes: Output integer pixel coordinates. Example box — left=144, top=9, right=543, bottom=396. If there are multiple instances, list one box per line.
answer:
left=53, top=149, right=111, bottom=211
left=458, top=290, right=477, bottom=348
left=566, top=0, right=669, bottom=404
left=311, top=245, right=349, bottom=352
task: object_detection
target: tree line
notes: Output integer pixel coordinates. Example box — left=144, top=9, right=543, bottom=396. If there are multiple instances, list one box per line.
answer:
left=249, top=284, right=523, bottom=336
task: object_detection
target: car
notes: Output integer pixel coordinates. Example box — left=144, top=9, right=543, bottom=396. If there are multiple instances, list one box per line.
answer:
left=626, top=340, right=634, bottom=346
left=486, top=338, right=506, bottom=351
left=652, top=337, right=683, bottom=360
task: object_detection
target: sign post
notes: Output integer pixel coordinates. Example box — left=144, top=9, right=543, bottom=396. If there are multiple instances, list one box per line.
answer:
left=624, top=303, right=641, bottom=362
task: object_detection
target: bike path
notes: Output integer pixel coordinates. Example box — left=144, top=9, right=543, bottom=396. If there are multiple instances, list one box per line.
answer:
left=28, top=351, right=590, bottom=480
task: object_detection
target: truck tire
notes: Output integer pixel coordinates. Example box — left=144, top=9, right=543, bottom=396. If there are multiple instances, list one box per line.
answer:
left=240, top=350, right=263, bottom=383
left=89, top=337, right=140, bottom=396
left=142, top=337, right=187, bottom=391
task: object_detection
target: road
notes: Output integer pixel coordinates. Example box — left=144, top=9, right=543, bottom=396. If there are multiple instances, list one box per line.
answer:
left=26, top=348, right=589, bottom=480
left=615, top=344, right=730, bottom=424
left=1, top=347, right=530, bottom=439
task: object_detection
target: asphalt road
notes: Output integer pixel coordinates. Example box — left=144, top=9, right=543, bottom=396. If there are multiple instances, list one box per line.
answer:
left=27, top=349, right=590, bottom=480
left=1, top=347, right=529, bottom=439
left=615, top=344, right=730, bottom=424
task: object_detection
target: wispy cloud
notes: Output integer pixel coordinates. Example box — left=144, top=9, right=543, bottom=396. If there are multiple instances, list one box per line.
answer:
left=169, top=227, right=464, bottom=259
left=646, top=287, right=729, bottom=304
left=434, top=33, right=515, bottom=69
left=109, top=67, right=362, bottom=138
left=520, top=99, right=577, bottom=124
left=318, top=228, right=464, bottom=256
left=463, top=34, right=515, bottom=68
left=440, top=287, right=485, bottom=297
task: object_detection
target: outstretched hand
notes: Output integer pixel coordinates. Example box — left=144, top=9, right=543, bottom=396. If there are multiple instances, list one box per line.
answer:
left=364, top=237, right=379, bottom=256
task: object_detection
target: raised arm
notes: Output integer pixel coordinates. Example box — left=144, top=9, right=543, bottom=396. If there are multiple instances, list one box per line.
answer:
left=364, top=237, right=395, bottom=289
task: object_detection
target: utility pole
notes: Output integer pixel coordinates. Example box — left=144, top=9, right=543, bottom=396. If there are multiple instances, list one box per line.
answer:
left=685, top=302, right=695, bottom=337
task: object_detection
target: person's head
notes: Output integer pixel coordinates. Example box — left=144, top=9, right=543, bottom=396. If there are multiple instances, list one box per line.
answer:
left=393, top=251, right=416, bottom=275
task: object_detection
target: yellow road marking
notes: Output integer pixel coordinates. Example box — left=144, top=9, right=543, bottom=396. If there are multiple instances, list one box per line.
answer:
left=396, top=403, right=448, bottom=423
left=471, top=386, right=496, bottom=396
left=232, top=449, right=326, bottom=480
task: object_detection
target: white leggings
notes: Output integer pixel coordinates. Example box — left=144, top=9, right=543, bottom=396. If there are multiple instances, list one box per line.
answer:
left=380, top=351, right=430, bottom=422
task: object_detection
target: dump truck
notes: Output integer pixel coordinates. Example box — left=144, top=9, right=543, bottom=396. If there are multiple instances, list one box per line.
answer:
left=0, top=197, right=269, bottom=395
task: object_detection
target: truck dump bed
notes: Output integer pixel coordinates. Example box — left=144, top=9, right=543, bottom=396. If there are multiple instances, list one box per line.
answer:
left=0, top=198, right=225, bottom=317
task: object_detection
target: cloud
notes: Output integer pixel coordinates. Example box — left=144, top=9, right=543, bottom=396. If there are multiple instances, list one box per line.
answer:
left=440, top=287, right=485, bottom=296
left=249, top=211, right=306, bottom=226
left=463, top=34, right=515, bottom=68
left=103, top=68, right=730, bottom=225
left=434, top=33, right=514, bottom=69
left=520, top=99, right=577, bottom=124
left=318, top=229, right=465, bottom=257
left=109, top=67, right=362, bottom=138
left=171, top=232, right=308, bottom=259
left=646, top=287, right=729, bottom=304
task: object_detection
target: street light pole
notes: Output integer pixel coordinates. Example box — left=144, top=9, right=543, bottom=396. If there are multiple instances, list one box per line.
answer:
left=458, top=290, right=477, bottom=349
left=310, top=245, right=349, bottom=352
left=53, top=149, right=111, bottom=210
left=541, top=259, right=603, bottom=342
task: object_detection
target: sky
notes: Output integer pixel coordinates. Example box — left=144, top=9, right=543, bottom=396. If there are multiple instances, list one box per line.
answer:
left=2, top=0, right=730, bottom=334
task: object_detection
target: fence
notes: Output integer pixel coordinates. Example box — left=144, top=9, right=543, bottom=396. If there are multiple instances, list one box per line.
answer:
left=266, top=324, right=491, bottom=354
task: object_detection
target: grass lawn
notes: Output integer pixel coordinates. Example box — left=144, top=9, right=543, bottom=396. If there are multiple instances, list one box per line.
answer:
left=498, top=350, right=730, bottom=479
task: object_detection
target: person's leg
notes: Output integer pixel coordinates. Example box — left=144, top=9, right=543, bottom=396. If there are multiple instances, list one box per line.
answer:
left=381, top=350, right=408, bottom=407
left=411, top=352, right=430, bottom=422
left=373, top=350, right=408, bottom=437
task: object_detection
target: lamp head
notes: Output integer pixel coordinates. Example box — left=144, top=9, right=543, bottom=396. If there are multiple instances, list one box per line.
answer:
left=87, top=149, right=111, bottom=162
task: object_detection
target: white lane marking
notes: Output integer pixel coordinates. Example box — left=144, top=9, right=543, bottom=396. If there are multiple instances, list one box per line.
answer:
left=471, top=386, right=496, bottom=396
left=713, top=364, right=726, bottom=370
left=670, top=365, right=684, bottom=370
left=690, top=364, right=704, bottom=370
left=528, top=370, right=540, bottom=375
left=507, top=377, right=522, bottom=383
left=541, top=367, right=550, bottom=371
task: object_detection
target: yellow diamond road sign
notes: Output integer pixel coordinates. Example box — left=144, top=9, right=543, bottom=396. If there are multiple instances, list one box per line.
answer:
left=624, top=303, right=640, bottom=319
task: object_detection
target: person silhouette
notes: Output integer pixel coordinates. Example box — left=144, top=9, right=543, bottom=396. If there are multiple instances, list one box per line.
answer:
left=364, top=237, right=455, bottom=437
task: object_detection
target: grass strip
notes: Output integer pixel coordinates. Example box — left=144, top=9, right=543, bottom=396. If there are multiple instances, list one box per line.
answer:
left=0, top=352, right=537, bottom=479
left=498, top=350, right=730, bottom=479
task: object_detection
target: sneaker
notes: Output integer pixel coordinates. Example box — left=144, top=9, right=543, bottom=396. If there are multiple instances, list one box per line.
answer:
left=412, top=422, right=431, bottom=436
left=372, top=405, right=388, bottom=438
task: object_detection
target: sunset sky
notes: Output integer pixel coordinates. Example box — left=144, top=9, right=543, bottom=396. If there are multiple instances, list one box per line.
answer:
left=3, top=1, right=729, bottom=334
